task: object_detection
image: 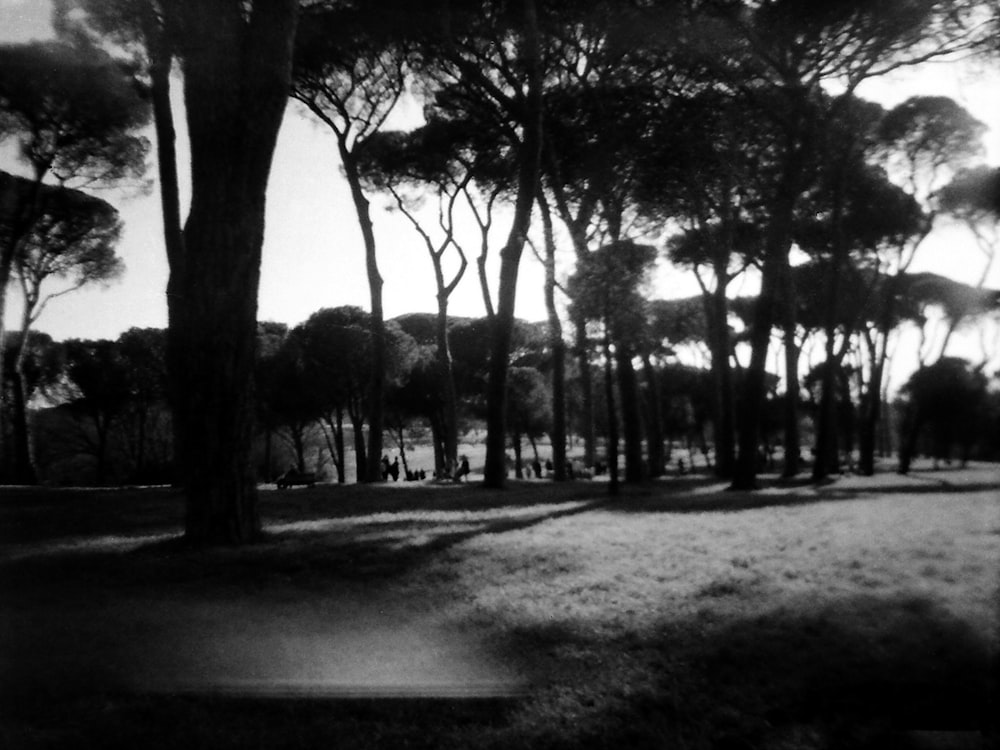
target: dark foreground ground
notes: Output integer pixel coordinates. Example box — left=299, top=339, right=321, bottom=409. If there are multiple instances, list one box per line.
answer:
left=1, top=463, right=998, bottom=749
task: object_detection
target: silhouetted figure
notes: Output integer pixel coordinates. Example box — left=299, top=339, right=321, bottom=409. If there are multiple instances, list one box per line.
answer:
left=418, top=469, right=426, bottom=480
left=454, top=456, right=471, bottom=482
left=676, top=458, right=686, bottom=476
left=380, top=455, right=390, bottom=481
left=532, top=459, right=542, bottom=479
left=545, top=458, right=553, bottom=472
left=390, top=457, right=400, bottom=481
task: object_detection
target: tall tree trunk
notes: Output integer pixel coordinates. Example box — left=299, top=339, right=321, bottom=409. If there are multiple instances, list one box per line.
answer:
left=168, top=0, right=298, bottom=545
left=731, top=148, right=802, bottom=490
left=781, top=269, right=801, bottom=478
left=483, top=0, right=543, bottom=488
left=339, top=150, right=385, bottom=483
left=616, top=346, right=643, bottom=483
left=435, top=295, right=459, bottom=472
left=641, top=354, right=665, bottom=478
left=602, top=324, right=619, bottom=496
left=709, top=284, right=736, bottom=478
left=0, top=169, right=46, bottom=481
left=350, top=413, right=367, bottom=481
left=573, top=315, right=596, bottom=467
left=538, top=191, right=567, bottom=480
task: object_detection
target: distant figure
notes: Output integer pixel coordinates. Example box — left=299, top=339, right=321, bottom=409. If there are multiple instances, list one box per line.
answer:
left=418, top=469, right=426, bottom=480
left=676, top=458, right=686, bottom=476
left=405, top=469, right=414, bottom=481
left=532, top=459, right=542, bottom=479
left=390, top=456, right=400, bottom=482
left=567, top=461, right=575, bottom=480
left=381, top=455, right=390, bottom=481
left=545, top=458, right=553, bottom=472
left=454, top=456, right=471, bottom=482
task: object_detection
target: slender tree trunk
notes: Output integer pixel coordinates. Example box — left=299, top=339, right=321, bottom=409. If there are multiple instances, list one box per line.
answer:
left=709, top=284, right=736, bottom=478
left=538, top=191, right=567, bottom=480
left=574, top=316, right=596, bottom=467
left=168, top=0, right=298, bottom=545
left=0, top=169, right=46, bottom=481
left=616, top=346, right=643, bottom=483
left=512, top=432, right=523, bottom=478
left=435, top=295, right=459, bottom=472
left=339, top=150, right=385, bottom=483
left=483, top=0, right=543, bottom=488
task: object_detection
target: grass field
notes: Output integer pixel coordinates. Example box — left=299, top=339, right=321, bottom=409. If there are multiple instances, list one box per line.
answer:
left=1, top=462, right=998, bottom=749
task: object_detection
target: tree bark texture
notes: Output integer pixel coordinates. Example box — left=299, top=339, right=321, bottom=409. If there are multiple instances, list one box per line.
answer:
left=483, top=0, right=543, bottom=488
left=167, top=0, right=298, bottom=545
left=616, top=347, right=644, bottom=483
left=538, top=191, right=567, bottom=480
left=339, top=149, right=386, bottom=483
left=641, top=354, right=665, bottom=478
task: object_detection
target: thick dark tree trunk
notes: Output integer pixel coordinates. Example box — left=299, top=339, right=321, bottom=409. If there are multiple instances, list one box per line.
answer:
left=780, top=268, right=801, bottom=478
left=641, top=354, right=665, bottom=478
left=732, top=259, right=781, bottom=490
left=616, top=346, right=643, bottom=483
left=167, top=0, right=298, bottom=545
left=483, top=0, right=543, bottom=488
left=602, top=327, right=619, bottom=496
left=350, top=413, right=367, bottom=481
left=731, top=149, right=801, bottom=490
left=7, top=368, right=36, bottom=484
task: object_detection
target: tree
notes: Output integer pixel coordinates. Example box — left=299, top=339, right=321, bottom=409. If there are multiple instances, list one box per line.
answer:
left=506, top=365, right=551, bottom=479
left=569, top=240, right=657, bottom=493
left=7, top=178, right=123, bottom=483
left=290, top=2, right=411, bottom=483
left=360, top=118, right=483, bottom=477
left=166, top=1, right=299, bottom=543
left=896, top=357, right=989, bottom=473
left=55, top=0, right=300, bottom=539
left=0, top=37, right=148, bottom=481
left=691, top=0, right=989, bottom=490
left=61, top=339, right=132, bottom=485
left=115, top=327, right=170, bottom=483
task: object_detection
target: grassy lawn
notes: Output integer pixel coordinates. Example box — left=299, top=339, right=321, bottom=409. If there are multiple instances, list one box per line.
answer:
left=1, top=463, right=998, bottom=749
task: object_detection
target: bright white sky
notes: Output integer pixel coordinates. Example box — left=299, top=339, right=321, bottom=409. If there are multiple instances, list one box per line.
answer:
left=1, top=0, right=998, bottom=384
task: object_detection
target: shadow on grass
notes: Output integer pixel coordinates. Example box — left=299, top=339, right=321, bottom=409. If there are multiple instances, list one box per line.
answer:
left=607, top=473, right=1000, bottom=515
left=1, top=693, right=519, bottom=750
left=491, top=593, right=996, bottom=750
left=5, top=593, right=989, bottom=749
left=0, top=493, right=610, bottom=594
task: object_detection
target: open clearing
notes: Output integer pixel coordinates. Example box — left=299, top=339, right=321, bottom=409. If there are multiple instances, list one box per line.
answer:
left=1, top=463, right=998, bottom=749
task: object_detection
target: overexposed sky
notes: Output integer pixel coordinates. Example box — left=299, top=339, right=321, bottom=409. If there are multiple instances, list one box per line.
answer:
left=1, top=2, right=997, bottom=361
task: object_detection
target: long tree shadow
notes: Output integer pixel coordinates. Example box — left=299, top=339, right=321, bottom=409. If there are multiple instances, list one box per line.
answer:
left=608, top=473, right=1000, bottom=515
left=0, top=494, right=611, bottom=593
left=488, top=593, right=995, bottom=749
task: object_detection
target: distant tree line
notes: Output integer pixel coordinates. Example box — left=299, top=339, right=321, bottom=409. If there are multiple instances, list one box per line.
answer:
left=2, top=0, right=999, bottom=543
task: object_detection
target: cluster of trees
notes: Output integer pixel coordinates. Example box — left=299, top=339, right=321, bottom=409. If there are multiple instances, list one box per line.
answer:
left=2, top=0, right=999, bottom=545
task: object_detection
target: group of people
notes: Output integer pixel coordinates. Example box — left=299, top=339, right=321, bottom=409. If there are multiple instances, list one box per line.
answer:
left=380, top=455, right=429, bottom=482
